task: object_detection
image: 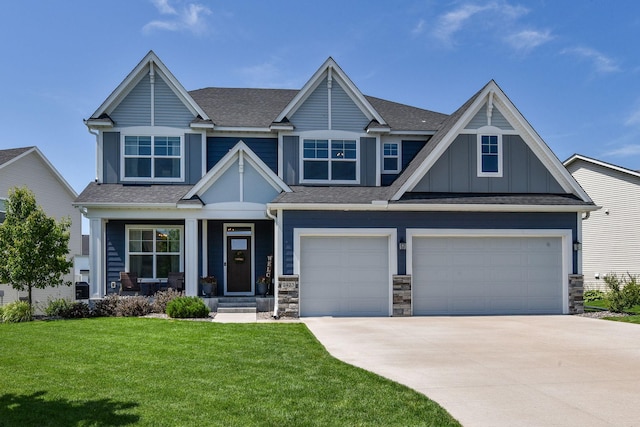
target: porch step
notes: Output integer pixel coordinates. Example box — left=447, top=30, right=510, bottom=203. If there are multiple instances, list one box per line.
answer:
left=217, top=297, right=257, bottom=314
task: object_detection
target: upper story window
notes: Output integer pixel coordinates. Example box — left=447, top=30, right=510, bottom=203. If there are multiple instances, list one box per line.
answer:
left=302, top=138, right=358, bottom=183
left=126, top=226, right=183, bottom=280
left=122, top=134, right=183, bottom=181
left=382, top=142, right=401, bottom=173
left=477, top=132, right=503, bottom=177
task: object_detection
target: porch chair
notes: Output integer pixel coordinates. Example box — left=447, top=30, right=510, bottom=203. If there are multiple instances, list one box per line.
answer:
left=119, top=272, right=141, bottom=294
left=167, top=272, right=185, bottom=292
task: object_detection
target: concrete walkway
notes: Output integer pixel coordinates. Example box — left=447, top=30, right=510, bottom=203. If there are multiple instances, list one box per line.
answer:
left=303, top=315, right=640, bottom=427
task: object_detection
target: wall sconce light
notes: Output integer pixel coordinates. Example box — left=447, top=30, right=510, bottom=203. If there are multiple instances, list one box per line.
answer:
left=573, top=242, right=581, bottom=251
left=398, top=239, right=407, bottom=251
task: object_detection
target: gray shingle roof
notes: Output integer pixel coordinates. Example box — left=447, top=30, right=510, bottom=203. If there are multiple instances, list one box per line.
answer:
left=188, top=88, right=448, bottom=131
left=0, top=147, right=34, bottom=167
left=394, top=193, right=594, bottom=206
left=75, top=183, right=193, bottom=205
left=272, top=186, right=390, bottom=204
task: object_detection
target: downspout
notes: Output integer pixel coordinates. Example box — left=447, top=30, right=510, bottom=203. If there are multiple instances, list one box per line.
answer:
left=265, top=207, right=279, bottom=318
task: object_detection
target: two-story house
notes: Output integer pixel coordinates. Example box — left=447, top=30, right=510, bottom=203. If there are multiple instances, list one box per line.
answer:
left=75, top=51, right=596, bottom=317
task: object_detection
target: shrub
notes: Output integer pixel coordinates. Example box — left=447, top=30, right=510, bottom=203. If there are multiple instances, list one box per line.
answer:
left=584, top=289, right=606, bottom=303
left=115, top=296, right=152, bottom=317
left=604, top=273, right=640, bottom=313
left=151, top=288, right=183, bottom=313
left=43, top=298, right=90, bottom=319
left=0, top=306, right=3, bottom=320
left=44, top=298, right=72, bottom=317
left=2, top=301, right=33, bottom=323
left=92, top=294, right=120, bottom=317
left=166, top=296, right=210, bottom=319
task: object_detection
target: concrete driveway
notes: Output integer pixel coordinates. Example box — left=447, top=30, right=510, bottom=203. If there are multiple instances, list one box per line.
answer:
left=303, top=316, right=640, bottom=427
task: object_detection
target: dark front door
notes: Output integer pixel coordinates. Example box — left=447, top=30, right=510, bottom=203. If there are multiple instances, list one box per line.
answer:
left=227, top=234, right=252, bottom=293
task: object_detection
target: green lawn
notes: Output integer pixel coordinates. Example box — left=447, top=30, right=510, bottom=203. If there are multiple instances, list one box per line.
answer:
left=0, top=318, right=459, bottom=427
left=585, top=299, right=640, bottom=314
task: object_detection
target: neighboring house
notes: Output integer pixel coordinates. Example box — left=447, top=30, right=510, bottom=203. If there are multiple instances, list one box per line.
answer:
left=0, top=146, right=82, bottom=306
left=565, top=154, right=639, bottom=290
left=73, top=235, right=90, bottom=284
left=75, top=51, right=596, bottom=317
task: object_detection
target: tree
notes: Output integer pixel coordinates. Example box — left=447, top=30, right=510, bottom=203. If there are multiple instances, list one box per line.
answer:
left=0, top=187, right=73, bottom=309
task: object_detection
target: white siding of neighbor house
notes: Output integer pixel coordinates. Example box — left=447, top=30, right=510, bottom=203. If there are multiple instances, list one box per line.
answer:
left=567, top=161, right=640, bottom=290
left=0, top=151, right=81, bottom=309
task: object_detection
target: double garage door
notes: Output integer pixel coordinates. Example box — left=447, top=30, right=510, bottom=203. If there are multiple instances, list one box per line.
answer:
left=298, top=232, right=566, bottom=317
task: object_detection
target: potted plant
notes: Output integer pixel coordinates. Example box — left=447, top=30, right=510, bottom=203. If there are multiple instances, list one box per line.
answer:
left=200, top=276, right=217, bottom=297
left=256, top=276, right=270, bottom=297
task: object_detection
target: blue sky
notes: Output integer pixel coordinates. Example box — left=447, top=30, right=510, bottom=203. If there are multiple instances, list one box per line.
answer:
left=1, top=0, right=640, bottom=200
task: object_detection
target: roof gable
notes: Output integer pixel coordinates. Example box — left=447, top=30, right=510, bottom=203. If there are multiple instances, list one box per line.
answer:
left=184, top=141, right=291, bottom=203
left=564, top=154, right=640, bottom=180
left=389, top=80, right=592, bottom=203
left=88, top=51, right=209, bottom=126
left=275, top=57, right=386, bottom=127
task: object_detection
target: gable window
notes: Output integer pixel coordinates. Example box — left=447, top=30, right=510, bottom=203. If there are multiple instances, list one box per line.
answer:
left=383, top=142, right=401, bottom=173
left=123, top=135, right=182, bottom=180
left=302, top=139, right=358, bottom=182
left=477, top=134, right=503, bottom=177
left=126, top=226, right=183, bottom=280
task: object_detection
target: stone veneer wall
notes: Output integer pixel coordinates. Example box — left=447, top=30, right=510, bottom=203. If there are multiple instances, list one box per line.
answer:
left=277, top=275, right=299, bottom=318
left=568, top=274, right=584, bottom=314
left=392, top=275, right=412, bottom=316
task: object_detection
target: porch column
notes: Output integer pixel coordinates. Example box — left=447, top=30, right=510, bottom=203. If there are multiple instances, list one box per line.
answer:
left=89, top=218, right=104, bottom=298
left=184, top=218, right=198, bottom=296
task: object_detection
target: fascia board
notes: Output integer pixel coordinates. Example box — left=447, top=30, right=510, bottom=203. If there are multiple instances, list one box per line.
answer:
left=268, top=202, right=600, bottom=213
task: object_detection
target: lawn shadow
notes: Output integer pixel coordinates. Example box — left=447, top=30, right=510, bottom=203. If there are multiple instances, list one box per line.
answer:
left=0, top=391, right=139, bottom=426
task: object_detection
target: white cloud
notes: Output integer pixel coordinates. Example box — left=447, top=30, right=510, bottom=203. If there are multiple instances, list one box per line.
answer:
left=602, top=144, right=640, bottom=157
left=561, top=46, right=620, bottom=74
left=625, top=106, right=640, bottom=126
left=412, top=19, right=425, bottom=36
left=506, top=29, right=553, bottom=52
left=143, top=0, right=212, bottom=36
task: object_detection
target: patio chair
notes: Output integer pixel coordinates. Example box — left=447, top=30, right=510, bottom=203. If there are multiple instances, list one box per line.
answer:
left=119, top=272, right=140, bottom=294
left=167, top=272, right=185, bottom=292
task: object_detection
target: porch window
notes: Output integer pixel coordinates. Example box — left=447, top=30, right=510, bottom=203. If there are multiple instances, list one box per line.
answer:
left=123, top=135, right=182, bottom=180
left=302, top=139, right=357, bottom=182
left=126, top=226, right=183, bottom=279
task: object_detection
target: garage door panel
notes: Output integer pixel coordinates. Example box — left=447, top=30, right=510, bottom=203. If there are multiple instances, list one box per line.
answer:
left=413, top=235, right=563, bottom=315
left=300, top=236, right=390, bottom=317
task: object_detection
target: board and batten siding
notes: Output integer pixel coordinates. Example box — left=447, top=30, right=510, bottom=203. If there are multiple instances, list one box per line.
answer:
left=567, top=161, right=640, bottom=289
left=0, top=151, right=81, bottom=307
left=207, top=137, right=277, bottom=173
left=281, top=210, right=578, bottom=276
left=414, top=134, right=564, bottom=193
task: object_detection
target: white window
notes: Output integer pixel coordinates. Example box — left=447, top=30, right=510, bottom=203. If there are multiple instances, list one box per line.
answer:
left=382, top=142, right=401, bottom=173
left=126, top=226, right=183, bottom=280
left=477, top=133, right=503, bottom=177
left=123, top=135, right=183, bottom=181
left=302, top=138, right=358, bottom=182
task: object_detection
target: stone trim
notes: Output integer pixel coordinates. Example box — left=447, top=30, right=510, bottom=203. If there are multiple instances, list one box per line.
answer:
left=392, top=275, right=412, bottom=316
left=277, top=275, right=299, bottom=318
left=568, top=274, right=584, bottom=314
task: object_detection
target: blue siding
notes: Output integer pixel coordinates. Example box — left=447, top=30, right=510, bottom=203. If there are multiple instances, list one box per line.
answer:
left=110, top=75, right=152, bottom=127
left=331, top=81, right=370, bottom=132
left=186, top=133, right=202, bottom=184
left=282, top=210, right=578, bottom=276
left=103, top=132, right=120, bottom=183
left=154, top=75, right=195, bottom=127
left=381, top=140, right=428, bottom=186
left=466, top=104, right=513, bottom=130
left=283, top=135, right=299, bottom=185
left=207, top=137, right=277, bottom=173
left=290, top=79, right=329, bottom=131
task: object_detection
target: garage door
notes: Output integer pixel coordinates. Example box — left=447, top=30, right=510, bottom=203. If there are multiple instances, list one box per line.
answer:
left=300, top=236, right=390, bottom=317
left=412, top=236, right=563, bottom=315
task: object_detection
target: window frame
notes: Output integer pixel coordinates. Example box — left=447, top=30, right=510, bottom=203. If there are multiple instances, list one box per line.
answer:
left=476, top=127, right=503, bottom=178
left=125, top=225, right=184, bottom=281
left=120, top=128, right=185, bottom=182
left=382, top=141, right=402, bottom=174
left=299, top=131, right=360, bottom=184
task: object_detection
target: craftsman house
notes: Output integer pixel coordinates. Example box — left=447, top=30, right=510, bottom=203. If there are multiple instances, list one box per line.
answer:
left=75, top=51, right=595, bottom=317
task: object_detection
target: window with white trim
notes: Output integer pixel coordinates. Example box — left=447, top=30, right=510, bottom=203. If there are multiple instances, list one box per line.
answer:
left=123, top=135, right=182, bottom=180
left=302, top=138, right=358, bottom=182
left=477, top=134, right=502, bottom=177
left=126, top=226, right=183, bottom=280
left=382, top=142, right=401, bottom=173
left=0, top=198, right=6, bottom=223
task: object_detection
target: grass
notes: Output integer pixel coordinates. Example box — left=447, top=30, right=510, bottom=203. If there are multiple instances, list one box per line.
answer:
left=585, top=299, right=640, bottom=314
left=0, top=318, right=459, bottom=427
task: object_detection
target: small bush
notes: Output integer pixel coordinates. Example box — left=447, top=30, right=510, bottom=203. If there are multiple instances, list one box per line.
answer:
left=2, top=301, right=33, bottom=323
left=44, top=298, right=72, bottom=317
left=152, top=288, right=184, bottom=313
left=584, top=289, right=606, bottom=303
left=604, top=273, right=640, bottom=313
left=115, top=296, right=152, bottom=317
left=92, top=294, right=120, bottom=317
left=43, top=298, right=90, bottom=319
left=166, top=296, right=210, bottom=319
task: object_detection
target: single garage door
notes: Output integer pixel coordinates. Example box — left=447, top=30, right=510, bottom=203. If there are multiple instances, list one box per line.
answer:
left=300, top=236, right=390, bottom=317
left=412, top=236, right=563, bottom=315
